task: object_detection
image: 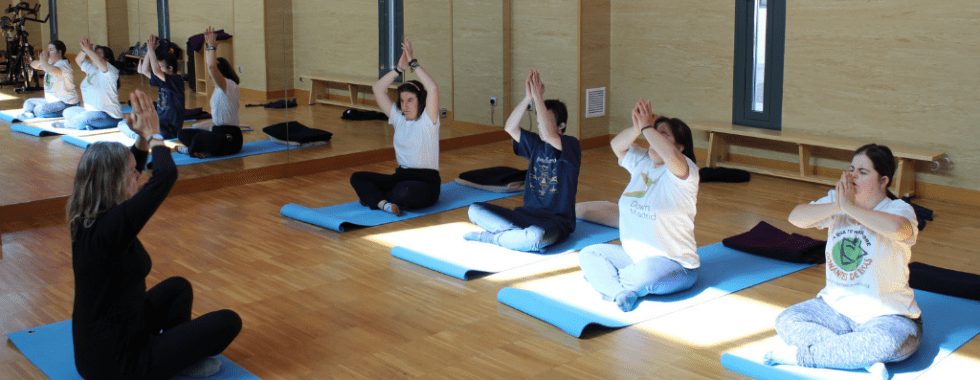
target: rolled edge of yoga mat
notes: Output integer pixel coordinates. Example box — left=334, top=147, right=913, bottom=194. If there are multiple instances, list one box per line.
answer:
left=390, top=246, right=476, bottom=280
left=11, top=123, right=49, bottom=137
left=497, top=287, right=594, bottom=338
left=280, top=203, right=348, bottom=232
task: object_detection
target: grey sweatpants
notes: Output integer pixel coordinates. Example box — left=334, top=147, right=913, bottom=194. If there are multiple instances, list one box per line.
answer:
left=775, top=297, right=922, bottom=369
left=579, top=244, right=698, bottom=299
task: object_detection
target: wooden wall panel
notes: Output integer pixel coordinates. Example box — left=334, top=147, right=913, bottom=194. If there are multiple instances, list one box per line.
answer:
left=291, top=0, right=376, bottom=91
left=578, top=0, right=610, bottom=140
left=452, top=0, right=503, bottom=126
left=510, top=0, right=579, bottom=136
left=264, top=0, right=294, bottom=94
left=405, top=0, right=453, bottom=115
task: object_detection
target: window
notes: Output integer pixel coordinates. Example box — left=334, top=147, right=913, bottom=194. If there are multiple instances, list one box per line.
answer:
left=733, top=0, right=785, bottom=130
left=378, top=0, right=403, bottom=80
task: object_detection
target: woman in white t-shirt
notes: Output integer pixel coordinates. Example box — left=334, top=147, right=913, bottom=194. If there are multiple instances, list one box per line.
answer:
left=56, top=38, right=122, bottom=130
left=766, top=144, right=921, bottom=380
left=175, top=27, right=243, bottom=158
left=349, top=39, right=441, bottom=216
left=21, top=40, right=79, bottom=119
left=578, top=99, right=699, bottom=312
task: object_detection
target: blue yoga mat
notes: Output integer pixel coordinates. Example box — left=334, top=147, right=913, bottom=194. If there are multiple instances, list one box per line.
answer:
left=391, top=220, right=620, bottom=280
left=497, top=243, right=815, bottom=337
left=11, top=122, right=117, bottom=137
left=280, top=182, right=519, bottom=232
left=6, top=320, right=259, bottom=380
left=720, top=289, right=980, bottom=380
left=167, top=140, right=292, bottom=166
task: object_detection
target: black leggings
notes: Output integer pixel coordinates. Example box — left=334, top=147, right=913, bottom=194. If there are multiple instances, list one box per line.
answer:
left=177, top=125, right=244, bottom=157
left=137, top=277, right=242, bottom=380
left=350, top=167, right=441, bottom=210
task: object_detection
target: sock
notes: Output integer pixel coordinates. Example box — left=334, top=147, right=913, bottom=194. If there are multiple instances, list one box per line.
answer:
left=464, top=231, right=494, bottom=243
left=763, top=338, right=799, bottom=366
left=178, top=357, right=221, bottom=378
left=614, top=290, right=639, bottom=312
left=866, top=362, right=888, bottom=380
left=52, top=122, right=65, bottom=128
left=381, top=201, right=400, bottom=216
left=177, top=145, right=190, bottom=154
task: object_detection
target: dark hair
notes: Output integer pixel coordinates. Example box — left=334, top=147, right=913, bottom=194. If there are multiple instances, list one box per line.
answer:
left=158, top=52, right=178, bottom=73
left=396, top=80, right=427, bottom=115
left=653, top=116, right=696, bottom=163
left=854, top=143, right=897, bottom=200
left=216, top=58, right=240, bottom=84
left=95, top=46, right=115, bottom=65
left=544, top=99, right=568, bottom=133
left=49, top=40, right=67, bottom=57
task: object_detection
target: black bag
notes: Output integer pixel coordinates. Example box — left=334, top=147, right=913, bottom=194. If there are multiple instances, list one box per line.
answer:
left=909, top=262, right=980, bottom=301
left=246, top=99, right=298, bottom=109
left=699, top=167, right=751, bottom=183
left=263, top=121, right=332, bottom=144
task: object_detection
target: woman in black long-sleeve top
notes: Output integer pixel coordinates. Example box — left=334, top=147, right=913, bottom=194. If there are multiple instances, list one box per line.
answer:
left=68, top=90, right=241, bottom=380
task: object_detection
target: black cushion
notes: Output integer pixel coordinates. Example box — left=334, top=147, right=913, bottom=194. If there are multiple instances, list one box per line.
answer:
left=263, top=122, right=333, bottom=144
left=723, top=221, right=826, bottom=264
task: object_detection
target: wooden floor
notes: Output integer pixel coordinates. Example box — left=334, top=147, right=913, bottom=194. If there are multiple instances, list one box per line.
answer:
left=0, top=73, right=498, bottom=210
left=2, top=136, right=980, bottom=379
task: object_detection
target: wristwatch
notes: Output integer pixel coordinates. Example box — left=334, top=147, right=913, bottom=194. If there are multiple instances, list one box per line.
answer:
left=148, top=133, right=164, bottom=142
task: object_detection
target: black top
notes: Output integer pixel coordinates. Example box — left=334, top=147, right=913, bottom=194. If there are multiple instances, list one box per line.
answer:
left=513, top=129, right=581, bottom=236
left=71, top=145, right=176, bottom=379
left=151, top=73, right=186, bottom=140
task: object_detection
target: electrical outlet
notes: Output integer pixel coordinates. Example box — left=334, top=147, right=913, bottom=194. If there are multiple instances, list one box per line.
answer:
left=440, top=108, right=448, bottom=119
left=490, top=96, right=497, bottom=106
left=527, top=102, right=533, bottom=111
left=238, top=66, right=242, bottom=73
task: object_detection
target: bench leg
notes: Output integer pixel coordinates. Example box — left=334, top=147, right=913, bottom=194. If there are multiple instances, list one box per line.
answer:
left=892, top=158, right=916, bottom=198
left=309, top=80, right=326, bottom=105
left=799, top=144, right=812, bottom=177
left=348, top=84, right=360, bottom=107
left=706, top=132, right=728, bottom=168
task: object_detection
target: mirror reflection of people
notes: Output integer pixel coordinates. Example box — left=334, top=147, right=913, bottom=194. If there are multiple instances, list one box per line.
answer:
left=766, top=144, right=921, bottom=380
left=577, top=100, right=700, bottom=312
left=463, top=70, right=580, bottom=252
left=349, top=40, right=441, bottom=216
left=21, top=40, right=79, bottom=119
left=69, top=89, right=242, bottom=379
left=175, top=26, right=243, bottom=158
left=120, top=34, right=185, bottom=140
left=55, top=37, right=123, bottom=130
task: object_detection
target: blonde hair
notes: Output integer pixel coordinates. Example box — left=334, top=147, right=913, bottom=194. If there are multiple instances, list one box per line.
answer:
left=66, top=142, right=131, bottom=240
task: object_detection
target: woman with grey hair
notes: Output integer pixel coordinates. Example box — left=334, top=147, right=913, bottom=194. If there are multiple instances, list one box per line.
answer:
left=68, top=90, right=241, bottom=379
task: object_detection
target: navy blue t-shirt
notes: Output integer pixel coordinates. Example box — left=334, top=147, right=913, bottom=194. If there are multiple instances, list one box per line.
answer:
left=513, top=128, right=581, bottom=237
left=150, top=73, right=186, bottom=139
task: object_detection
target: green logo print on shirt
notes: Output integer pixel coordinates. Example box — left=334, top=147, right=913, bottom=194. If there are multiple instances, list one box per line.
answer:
left=623, top=172, right=657, bottom=198
left=45, top=73, right=51, bottom=86
left=832, top=237, right=867, bottom=272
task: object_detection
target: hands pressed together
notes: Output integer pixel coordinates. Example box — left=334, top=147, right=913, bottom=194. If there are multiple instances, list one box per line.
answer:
left=631, top=99, right=658, bottom=134
left=204, top=27, right=218, bottom=48
left=524, top=70, right=545, bottom=101
left=125, top=90, right=161, bottom=142
left=835, top=171, right=858, bottom=213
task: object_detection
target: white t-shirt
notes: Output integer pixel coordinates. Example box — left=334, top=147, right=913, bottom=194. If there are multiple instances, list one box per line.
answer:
left=79, top=61, right=122, bottom=118
left=211, top=80, right=240, bottom=126
left=812, top=190, right=921, bottom=323
left=389, top=103, right=439, bottom=170
left=44, top=59, right=79, bottom=105
left=617, top=145, right=700, bottom=268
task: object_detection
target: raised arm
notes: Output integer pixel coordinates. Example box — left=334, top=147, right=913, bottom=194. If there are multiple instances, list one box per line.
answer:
left=203, top=27, right=228, bottom=93
left=836, top=172, right=915, bottom=242
left=145, top=34, right=167, bottom=81
left=30, top=51, right=62, bottom=75
left=636, top=99, right=689, bottom=179
left=529, top=70, right=561, bottom=150
left=74, top=44, right=87, bottom=68
left=79, top=37, right=109, bottom=73
left=503, top=72, right=534, bottom=142
left=373, top=48, right=408, bottom=118
left=610, top=103, right=646, bottom=162
left=402, top=40, right=440, bottom=124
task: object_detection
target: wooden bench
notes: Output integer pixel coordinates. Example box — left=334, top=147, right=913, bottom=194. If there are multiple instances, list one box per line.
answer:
left=690, top=121, right=947, bottom=198
left=301, top=74, right=398, bottom=113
